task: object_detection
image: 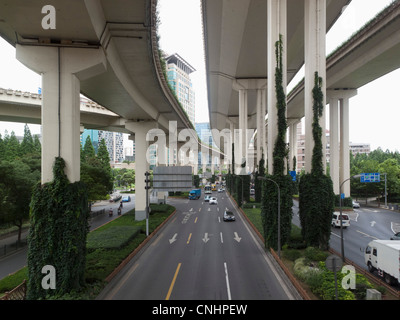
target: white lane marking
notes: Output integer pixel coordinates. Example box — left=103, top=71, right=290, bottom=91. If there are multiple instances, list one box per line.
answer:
left=220, top=232, right=224, bottom=243
left=224, top=262, right=232, bottom=300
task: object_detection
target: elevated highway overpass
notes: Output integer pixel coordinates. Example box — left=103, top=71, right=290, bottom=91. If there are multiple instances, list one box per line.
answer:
left=202, top=0, right=400, bottom=195
left=0, top=0, right=198, bottom=219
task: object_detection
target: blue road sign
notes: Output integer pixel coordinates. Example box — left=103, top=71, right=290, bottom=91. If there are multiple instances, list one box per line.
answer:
left=289, top=171, right=297, bottom=182
left=360, top=173, right=380, bottom=183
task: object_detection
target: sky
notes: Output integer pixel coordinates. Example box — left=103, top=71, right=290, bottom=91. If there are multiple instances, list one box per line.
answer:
left=0, top=0, right=399, bottom=152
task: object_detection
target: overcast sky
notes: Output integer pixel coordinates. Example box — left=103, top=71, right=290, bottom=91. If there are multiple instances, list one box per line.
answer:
left=0, top=0, right=399, bottom=152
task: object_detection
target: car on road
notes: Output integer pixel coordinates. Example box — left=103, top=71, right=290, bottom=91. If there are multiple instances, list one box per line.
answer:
left=250, top=189, right=255, bottom=195
left=390, top=232, right=400, bottom=240
left=121, top=195, right=131, bottom=202
left=218, top=188, right=224, bottom=193
left=352, top=200, right=360, bottom=208
left=204, top=195, right=211, bottom=202
left=223, top=210, right=235, bottom=221
left=209, top=197, right=218, bottom=205
left=332, top=212, right=350, bottom=228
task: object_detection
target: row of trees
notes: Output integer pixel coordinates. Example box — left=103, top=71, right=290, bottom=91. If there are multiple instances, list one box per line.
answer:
left=0, top=126, right=114, bottom=242
left=350, top=149, right=400, bottom=203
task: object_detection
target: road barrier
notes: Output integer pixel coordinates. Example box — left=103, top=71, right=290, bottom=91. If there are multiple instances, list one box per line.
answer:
left=0, top=280, right=26, bottom=300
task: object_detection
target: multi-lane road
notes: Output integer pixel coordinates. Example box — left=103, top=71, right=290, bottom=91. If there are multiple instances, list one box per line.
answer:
left=293, top=200, right=400, bottom=274
left=98, top=190, right=300, bottom=300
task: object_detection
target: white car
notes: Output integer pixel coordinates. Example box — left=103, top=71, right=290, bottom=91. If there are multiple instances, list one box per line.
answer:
left=209, top=197, right=218, bottom=205
left=223, top=210, right=235, bottom=221
left=332, top=212, right=350, bottom=228
left=352, top=201, right=360, bottom=208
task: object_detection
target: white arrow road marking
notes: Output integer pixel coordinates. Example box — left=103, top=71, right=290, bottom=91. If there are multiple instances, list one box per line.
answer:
left=220, top=232, right=223, bottom=243
left=189, top=208, right=193, bottom=212
left=234, top=232, right=242, bottom=243
left=370, top=221, right=376, bottom=227
left=203, top=233, right=210, bottom=243
left=217, top=207, right=219, bottom=212
left=169, top=233, right=178, bottom=244
left=208, top=208, right=211, bottom=212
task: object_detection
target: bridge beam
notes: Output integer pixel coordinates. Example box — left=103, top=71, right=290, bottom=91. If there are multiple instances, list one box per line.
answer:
left=16, top=45, right=106, bottom=183
left=304, top=0, right=327, bottom=173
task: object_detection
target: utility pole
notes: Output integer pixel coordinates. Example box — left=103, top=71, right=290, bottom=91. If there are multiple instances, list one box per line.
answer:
left=145, top=171, right=151, bottom=236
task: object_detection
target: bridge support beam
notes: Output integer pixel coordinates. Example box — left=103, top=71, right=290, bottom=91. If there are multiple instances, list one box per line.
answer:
left=304, top=0, right=327, bottom=173
left=288, top=120, right=300, bottom=172
left=267, top=0, right=287, bottom=174
left=126, top=121, right=156, bottom=221
left=16, top=45, right=106, bottom=183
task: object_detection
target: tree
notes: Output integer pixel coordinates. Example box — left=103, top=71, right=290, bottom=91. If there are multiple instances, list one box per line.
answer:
left=261, top=35, right=293, bottom=250
left=20, top=124, right=35, bottom=155
left=0, top=160, right=37, bottom=242
left=298, top=72, right=335, bottom=250
left=82, top=136, right=96, bottom=162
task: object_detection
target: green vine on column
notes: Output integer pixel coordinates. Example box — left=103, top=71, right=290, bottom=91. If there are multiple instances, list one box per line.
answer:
left=27, top=157, right=90, bottom=299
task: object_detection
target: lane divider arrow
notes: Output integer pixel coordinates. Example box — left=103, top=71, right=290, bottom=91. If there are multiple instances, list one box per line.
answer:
left=234, top=232, right=242, bottom=243
left=169, top=233, right=178, bottom=244
left=203, top=233, right=210, bottom=243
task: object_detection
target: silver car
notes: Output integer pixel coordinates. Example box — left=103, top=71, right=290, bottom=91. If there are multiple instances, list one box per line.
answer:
left=223, top=210, right=235, bottom=221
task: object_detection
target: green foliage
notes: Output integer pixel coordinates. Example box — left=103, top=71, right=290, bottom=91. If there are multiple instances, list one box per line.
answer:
left=86, top=226, right=141, bottom=251
left=261, top=174, right=293, bottom=250
left=80, top=137, right=113, bottom=201
left=261, top=36, right=293, bottom=251
left=350, top=149, right=400, bottom=202
left=299, top=72, right=335, bottom=250
left=272, top=35, right=289, bottom=176
left=27, top=157, right=90, bottom=299
left=299, top=173, right=334, bottom=250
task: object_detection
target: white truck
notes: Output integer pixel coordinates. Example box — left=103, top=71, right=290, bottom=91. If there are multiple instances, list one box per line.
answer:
left=365, top=240, right=400, bottom=286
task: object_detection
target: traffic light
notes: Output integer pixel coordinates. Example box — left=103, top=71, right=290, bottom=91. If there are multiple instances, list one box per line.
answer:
left=145, top=171, right=151, bottom=190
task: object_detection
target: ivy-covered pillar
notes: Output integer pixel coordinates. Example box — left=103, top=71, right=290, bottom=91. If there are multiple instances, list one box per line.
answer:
left=304, top=0, right=327, bottom=173
left=267, top=0, right=287, bottom=174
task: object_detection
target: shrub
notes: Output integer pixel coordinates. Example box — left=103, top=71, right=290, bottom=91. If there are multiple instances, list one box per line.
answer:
left=86, top=226, right=141, bottom=251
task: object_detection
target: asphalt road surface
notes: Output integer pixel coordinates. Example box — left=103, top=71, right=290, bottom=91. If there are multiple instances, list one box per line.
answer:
left=98, top=191, right=300, bottom=300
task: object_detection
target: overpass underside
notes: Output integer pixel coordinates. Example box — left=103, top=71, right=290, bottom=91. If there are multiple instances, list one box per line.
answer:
left=202, top=0, right=400, bottom=196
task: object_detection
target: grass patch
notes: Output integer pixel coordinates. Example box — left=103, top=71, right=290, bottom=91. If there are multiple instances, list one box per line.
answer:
left=86, top=226, right=142, bottom=251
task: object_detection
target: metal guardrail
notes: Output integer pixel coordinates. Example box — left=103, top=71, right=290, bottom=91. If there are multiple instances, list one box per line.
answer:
left=0, top=280, right=27, bottom=300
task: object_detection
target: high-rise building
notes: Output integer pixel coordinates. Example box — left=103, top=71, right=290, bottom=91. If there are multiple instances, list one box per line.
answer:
left=81, top=129, right=124, bottom=163
left=165, top=53, right=196, bottom=125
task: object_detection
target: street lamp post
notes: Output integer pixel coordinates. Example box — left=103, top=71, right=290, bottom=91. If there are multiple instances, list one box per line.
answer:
left=258, top=176, right=281, bottom=258
left=339, top=174, right=361, bottom=262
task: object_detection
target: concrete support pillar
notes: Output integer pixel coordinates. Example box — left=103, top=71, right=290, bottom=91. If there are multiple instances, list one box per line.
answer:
left=16, top=45, right=106, bottom=183
left=256, top=88, right=267, bottom=165
left=267, top=0, right=287, bottom=174
left=238, top=88, right=248, bottom=172
left=328, top=89, right=357, bottom=196
left=340, top=97, right=351, bottom=197
left=125, top=121, right=156, bottom=221
left=329, top=97, right=340, bottom=195
left=304, top=0, right=326, bottom=173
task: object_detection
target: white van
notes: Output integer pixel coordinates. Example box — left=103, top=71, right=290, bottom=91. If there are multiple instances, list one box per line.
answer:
left=332, top=212, right=350, bottom=228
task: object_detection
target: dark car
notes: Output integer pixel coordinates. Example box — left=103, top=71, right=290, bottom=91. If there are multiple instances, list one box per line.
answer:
left=223, top=210, right=235, bottom=222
